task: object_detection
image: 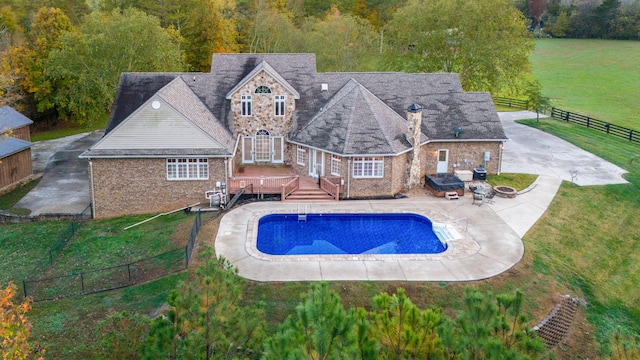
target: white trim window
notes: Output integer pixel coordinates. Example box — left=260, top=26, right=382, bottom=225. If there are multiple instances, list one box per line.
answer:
left=353, top=157, right=384, bottom=178
left=296, top=145, right=306, bottom=165
left=274, top=95, right=286, bottom=116
left=330, top=154, right=341, bottom=176
left=241, top=94, right=252, bottom=116
left=167, top=158, right=209, bottom=180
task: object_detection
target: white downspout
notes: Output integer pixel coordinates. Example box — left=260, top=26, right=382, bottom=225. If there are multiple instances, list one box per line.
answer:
left=347, top=158, right=351, bottom=198
left=89, top=160, right=96, bottom=219
left=224, top=158, right=229, bottom=203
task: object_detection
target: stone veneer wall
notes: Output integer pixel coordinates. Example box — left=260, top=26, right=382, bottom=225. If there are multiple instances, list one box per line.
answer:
left=420, top=141, right=503, bottom=176
left=230, top=70, right=295, bottom=138
left=91, top=158, right=226, bottom=219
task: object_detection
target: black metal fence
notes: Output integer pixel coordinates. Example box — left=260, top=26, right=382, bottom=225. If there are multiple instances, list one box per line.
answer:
left=22, top=209, right=211, bottom=302
left=23, top=248, right=187, bottom=301
left=551, top=107, right=640, bottom=144
left=186, top=210, right=201, bottom=267
left=494, top=97, right=529, bottom=110
left=27, top=222, right=80, bottom=279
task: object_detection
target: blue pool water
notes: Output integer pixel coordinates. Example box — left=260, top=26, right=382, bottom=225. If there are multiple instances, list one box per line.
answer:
left=256, top=213, right=447, bottom=255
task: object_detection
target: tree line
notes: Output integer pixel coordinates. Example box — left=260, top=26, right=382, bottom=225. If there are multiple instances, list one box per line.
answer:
left=516, top=0, right=640, bottom=39
left=0, top=0, right=536, bottom=128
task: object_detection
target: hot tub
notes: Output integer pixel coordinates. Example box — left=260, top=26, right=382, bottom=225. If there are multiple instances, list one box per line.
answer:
left=424, top=173, right=465, bottom=197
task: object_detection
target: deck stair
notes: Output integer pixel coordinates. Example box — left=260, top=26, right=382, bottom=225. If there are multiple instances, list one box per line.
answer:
left=533, top=295, right=585, bottom=348
left=285, top=187, right=335, bottom=201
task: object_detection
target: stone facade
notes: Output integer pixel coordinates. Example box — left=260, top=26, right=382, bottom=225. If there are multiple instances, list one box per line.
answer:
left=405, top=107, right=422, bottom=189
left=91, top=157, right=226, bottom=219
left=230, top=70, right=295, bottom=137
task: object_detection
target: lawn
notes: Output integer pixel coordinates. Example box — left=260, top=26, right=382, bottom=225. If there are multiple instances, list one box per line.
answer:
left=531, top=39, right=640, bottom=129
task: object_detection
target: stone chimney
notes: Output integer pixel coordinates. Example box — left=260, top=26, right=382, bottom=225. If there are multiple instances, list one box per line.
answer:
left=405, top=104, right=422, bottom=189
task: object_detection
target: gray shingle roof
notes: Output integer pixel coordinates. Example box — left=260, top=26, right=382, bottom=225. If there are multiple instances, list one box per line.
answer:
left=103, top=54, right=505, bottom=157
left=0, top=106, right=33, bottom=130
left=290, top=79, right=415, bottom=155
left=157, top=77, right=235, bottom=152
left=0, top=137, right=32, bottom=158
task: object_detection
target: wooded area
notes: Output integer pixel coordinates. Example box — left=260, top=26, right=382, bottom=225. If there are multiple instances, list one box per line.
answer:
left=0, top=0, right=635, bottom=128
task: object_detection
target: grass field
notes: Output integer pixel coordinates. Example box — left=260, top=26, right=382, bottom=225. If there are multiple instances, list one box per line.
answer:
left=531, top=39, right=640, bottom=129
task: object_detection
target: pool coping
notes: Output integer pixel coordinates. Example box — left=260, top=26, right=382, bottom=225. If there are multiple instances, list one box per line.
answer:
left=214, top=196, right=525, bottom=282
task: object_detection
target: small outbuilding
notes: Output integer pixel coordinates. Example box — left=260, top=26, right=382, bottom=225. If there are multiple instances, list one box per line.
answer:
left=0, top=106, right=34, bottom=195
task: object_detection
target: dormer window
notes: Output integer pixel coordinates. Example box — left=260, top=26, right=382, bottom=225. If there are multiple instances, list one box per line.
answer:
left=274, top=95, right=285, bottom=117
left=241, top=94, right=252, bottom=116
left=255, top=85, right=271, bottom=94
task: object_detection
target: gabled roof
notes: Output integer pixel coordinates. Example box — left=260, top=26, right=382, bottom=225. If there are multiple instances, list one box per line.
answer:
left=83, top=77, right=234, bottom=158
left=290, top=79, right=422, bottom=155
left=225, top=61, right=300, bottom=99
left=157, top=77, right=234, bottom=151
left=0, top=106, right=33, bottom=130
left=0, top=137, right=32, bottom=158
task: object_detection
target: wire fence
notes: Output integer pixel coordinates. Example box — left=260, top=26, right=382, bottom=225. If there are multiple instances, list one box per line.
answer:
left=26, top=222, right=81, bottom=279
left=22, top=209, right=210, bottom=302
left=23, top=248, right=186, bottom=301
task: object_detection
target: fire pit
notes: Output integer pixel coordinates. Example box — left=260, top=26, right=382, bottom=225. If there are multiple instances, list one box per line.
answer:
left=493, top=186, right=517, bottom=198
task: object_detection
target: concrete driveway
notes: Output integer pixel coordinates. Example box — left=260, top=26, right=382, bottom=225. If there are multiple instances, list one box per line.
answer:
left=499, top=111, right=628, bottom=186
left=15, top=131, right=103, bottom=215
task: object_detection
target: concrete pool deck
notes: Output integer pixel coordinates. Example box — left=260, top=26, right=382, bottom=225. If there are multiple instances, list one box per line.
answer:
left=215, top=175, right=561, bottom=282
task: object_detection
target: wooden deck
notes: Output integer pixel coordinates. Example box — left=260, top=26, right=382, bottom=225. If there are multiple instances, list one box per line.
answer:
left=228, top=165, right=339, bottom=201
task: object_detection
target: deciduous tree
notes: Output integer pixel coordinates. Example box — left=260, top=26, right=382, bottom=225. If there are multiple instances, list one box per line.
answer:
left=46, top=8, right=184, bottom=125
left=385, top=0, right=535, bottom=93
left=0, top=283, right=44, bottom=360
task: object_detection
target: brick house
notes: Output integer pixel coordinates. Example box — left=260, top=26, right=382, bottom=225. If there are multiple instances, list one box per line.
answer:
left=0, top=106, right=34, bottom=195
left=81, top=54, right=507, bottom=218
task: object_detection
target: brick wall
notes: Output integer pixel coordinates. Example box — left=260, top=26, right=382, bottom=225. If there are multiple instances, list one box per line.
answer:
left=420, top=142, right=503, bottom=176
left=91, top=158, right=226, bottom=218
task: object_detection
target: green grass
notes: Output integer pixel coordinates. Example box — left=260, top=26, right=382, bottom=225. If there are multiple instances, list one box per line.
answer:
left=46, top=212, right=192, bottom=276
left=517, top=117, right=640, bottom=348
left=487, top=173, right=538, bottom=191
left=0, top=211, right=198, bottom=358
left=30, top=123, right=102, bottom=142
left=0, top=221, right=71, bottom=285
left=531, top=39, right=640, bottom=129
left=0, top=178, right=40, bottom=214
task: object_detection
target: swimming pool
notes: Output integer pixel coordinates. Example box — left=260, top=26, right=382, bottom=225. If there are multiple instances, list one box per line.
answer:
left=256, top=213, right=447, bottom=255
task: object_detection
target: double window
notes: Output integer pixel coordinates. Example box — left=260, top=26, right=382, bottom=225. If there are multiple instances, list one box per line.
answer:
left=274, top=95, right=285, bottom=116
left=353, top=157, right=384, bottom=178
left=241, top=94, right=252, bottom=116
left=167, top=158, right=209, bottom=180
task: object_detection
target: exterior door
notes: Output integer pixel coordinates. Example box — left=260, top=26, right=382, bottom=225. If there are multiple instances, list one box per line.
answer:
left=271, top=136, right=284, bottom=163
left=436, top=149, right=449, bottom=173
left=254, top=129, right=270, bottom=162
left=308, top=149, right=324, bottom=178
left=241, top=137, right=254, bottom=163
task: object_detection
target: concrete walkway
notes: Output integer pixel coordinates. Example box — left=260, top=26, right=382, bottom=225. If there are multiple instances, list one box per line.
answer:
left=215, top=111, right=629, bottom=281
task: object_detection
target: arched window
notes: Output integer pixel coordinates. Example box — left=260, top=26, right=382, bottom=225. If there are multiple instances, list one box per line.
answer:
left=255, top=85, right=271, bottom=94
left=255, top=129, right=270, bottom=161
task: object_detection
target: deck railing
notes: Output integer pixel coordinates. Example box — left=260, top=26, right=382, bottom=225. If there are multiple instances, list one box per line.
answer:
left=320, top=176, right=341, bottom=201
left=281, top=176, right=300, bottom=199
left=228, top=176, right=298, bottom=195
